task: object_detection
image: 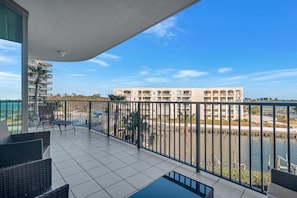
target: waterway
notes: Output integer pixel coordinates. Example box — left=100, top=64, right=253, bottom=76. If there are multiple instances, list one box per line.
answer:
left=142, top=129, right=297, bottom=173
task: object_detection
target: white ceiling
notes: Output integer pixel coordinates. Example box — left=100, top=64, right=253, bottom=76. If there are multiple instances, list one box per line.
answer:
left=15, top=0, right=200, bottom=62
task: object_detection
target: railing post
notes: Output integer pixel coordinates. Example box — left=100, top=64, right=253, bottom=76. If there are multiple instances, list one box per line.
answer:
left=137, top=102, right=141, bottom=149
left=273, top=105, right=276, bottom=170
left=107, top=102, right=110, bottom=137
left=260, top=105, right=264, bottom=192
left=248, top=104, right=252, bottom=188
left=287, top=105, right=291, bottom=173
left=64, top=101, right=67, bottom=121
left=88, top=101, right=92, bottom=130
left=196, top=103, right=200, bottom=172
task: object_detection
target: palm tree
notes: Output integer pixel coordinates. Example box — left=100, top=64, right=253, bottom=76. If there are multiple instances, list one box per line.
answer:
left=122, top=111, right=149, bottom=145
left=108, top=94, right=125, bottom=136
left=179, top=112, right=194, bottom=162
left=29, top=62, right=48, bottom=118
left=293, top=106, right=297, bottom=114
left=293, top=106, right=297, bottom=126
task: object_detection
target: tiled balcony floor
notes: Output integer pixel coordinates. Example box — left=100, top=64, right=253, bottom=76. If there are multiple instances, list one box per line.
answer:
left=42, top=127, right=267, bottom=198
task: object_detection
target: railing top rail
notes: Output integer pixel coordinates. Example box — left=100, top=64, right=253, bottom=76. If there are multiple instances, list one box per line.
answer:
left=0, top=100, right=22, bottom=102
left=44, top=99, right=297, bottom=106
left=106, top=100, right=297, bottom=106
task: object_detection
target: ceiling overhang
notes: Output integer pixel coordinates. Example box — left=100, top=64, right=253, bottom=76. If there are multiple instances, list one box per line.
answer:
left=15, top=0, right=200, bottom=62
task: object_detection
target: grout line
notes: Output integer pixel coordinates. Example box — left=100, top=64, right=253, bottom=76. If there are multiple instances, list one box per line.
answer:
left=240, top=188, right=246, bottom=198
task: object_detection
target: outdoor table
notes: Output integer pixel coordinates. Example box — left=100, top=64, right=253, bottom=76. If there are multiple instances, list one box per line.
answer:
left=129, top=171, right=213, bottom=198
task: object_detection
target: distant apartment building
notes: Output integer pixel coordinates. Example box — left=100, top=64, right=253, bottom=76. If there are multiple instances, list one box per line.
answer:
left=28, top=59, right=53, bottom=111
left=113, top=87, right=243, bottom=120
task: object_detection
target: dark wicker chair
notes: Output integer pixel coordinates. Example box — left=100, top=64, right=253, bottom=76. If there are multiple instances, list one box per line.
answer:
left=10, top=130, right=50, bottom=152
left=0, top=138, right=43, bottom=168
left=0, top=158, right=52, bottom=198
left=0, top=121, right=50, bottom=168
left=266, top=169, right=297, bottom=197
left=0, top=158, right=69, bottom=198
left=271, top=169, right=297, bottom=192
left=37, top=184, right=69, bottom=198
left=37, top=105, right=75, bottom=134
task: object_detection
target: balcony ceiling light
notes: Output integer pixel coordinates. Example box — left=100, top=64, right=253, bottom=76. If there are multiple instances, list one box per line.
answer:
left=57, top=51, right=66, bottom=57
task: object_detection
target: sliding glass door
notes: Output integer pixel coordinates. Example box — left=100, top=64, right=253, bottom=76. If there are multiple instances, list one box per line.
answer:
left=0, top=0, right=28, bottom=132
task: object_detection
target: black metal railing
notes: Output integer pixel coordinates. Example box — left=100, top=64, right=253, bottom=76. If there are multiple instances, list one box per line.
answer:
left=98, top=101, right=297, bottom=193
left=4, top=99, right=297, bottom=193
left=0, top=100, right=22, bottom=134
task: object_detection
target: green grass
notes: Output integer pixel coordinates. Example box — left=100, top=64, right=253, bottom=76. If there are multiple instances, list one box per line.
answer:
left=205, top=166, right=271, bottom=188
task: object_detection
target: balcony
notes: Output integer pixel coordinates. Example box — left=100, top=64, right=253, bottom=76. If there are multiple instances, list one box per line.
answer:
left=142, top=93, right=151, bottom=97
left=182, top=91, right=191, bottom=96
left=34, top=127, right=265, bottom=198
left=42, top=66, right=53, bottom=72
left=3, top=100, right=297, bottom=197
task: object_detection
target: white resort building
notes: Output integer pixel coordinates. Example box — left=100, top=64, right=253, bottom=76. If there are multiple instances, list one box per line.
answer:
left=114, top=87, right=244, bottom=120
left=28, top=59, right=53, bottom=111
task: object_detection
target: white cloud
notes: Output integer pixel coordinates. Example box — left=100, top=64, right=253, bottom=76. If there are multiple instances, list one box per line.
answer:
left=155, top=68, right=174, bottom=75
left=253, top=69, right=297, bottom=81
left=89, top=53, right=120, bottom=66
left=0, top=55, right=15, bottom=63
left=173, top=70, right=208, bottom=78
left=224, top=75, right=247, bottom=81
left=0, top=72, right=21, bottom=80
left=0, top=39, right=20, bottom=51
left=140, top=68, right=174, bottom=76
left=145, top=77, right=169, bottom=83
left=144, top=17, right=178, bottom=38
left=68, top=74, right=84, bottom=77
left=88, top=59, right=109, bottom=66
left=223, top=68, right=297, bottom=83
left=218, top=67, right=232, bottom=73
left=99, top=53, right=121, bottom=60
left=121, top=81, right=145, bottom=86
left=140, top=69, right=149, bottom=75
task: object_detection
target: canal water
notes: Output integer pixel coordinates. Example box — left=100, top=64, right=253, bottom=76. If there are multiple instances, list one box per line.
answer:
left=145, top=130, right=297, bottom=172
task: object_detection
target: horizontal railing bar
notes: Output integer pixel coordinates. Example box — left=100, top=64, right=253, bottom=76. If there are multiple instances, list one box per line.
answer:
left=3, top=99, right=297, bottom=194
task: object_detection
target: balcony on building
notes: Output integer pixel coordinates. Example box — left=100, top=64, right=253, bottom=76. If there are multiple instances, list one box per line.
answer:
left=182, top=90, right=192, bottom=96
left=142, top=90, right=152, bottom=97
left=1, top=0, right=294, bottom=197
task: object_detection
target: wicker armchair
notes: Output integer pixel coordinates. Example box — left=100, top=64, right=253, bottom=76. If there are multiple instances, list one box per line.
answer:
left=0, top=138, right=43, bottom=168
left=0, top=159, right=52, bottom=198
left=0, top=158, right=69, bottom=198
left=36, top=184, right=69, bottom=198
left=267, top=169, right=297, bottom=198
left=10, top=130, right=50, bottom=158
left=0, top=121, right=50, bottom=168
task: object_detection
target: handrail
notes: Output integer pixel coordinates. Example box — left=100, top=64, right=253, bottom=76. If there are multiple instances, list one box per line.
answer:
left=2, top=99, right=297, bottom=193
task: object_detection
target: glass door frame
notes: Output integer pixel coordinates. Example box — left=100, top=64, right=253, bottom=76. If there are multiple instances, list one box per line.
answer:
left=1, top=0, right=29, bottom=131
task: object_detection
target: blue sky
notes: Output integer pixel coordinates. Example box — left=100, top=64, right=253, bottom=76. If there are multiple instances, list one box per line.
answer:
left=1, top=0, right=297, bottom=100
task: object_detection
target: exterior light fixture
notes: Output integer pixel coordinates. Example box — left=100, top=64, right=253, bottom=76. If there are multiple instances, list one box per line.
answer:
left=57, top=50, right=66, bottom=57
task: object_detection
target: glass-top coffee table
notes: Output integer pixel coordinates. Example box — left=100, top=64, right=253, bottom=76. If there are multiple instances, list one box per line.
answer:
left=129, top=171, right=213, bottom=198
